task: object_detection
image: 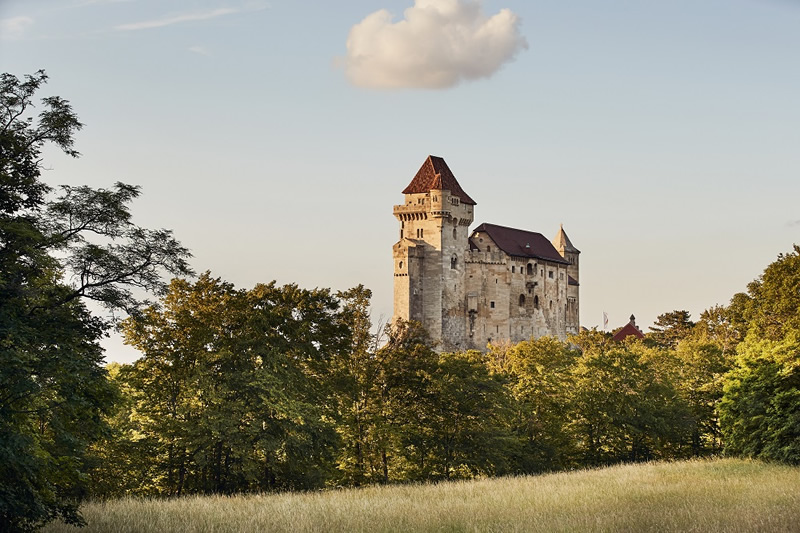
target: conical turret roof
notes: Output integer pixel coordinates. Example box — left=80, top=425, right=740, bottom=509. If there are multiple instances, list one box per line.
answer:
left=402, top=155, right=476, bottom=205
left=553, top=224, right=580, bottom=254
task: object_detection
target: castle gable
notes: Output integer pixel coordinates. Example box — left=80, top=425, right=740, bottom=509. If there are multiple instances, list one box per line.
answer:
left=472, top=223, right=569, bottom=264
left=402, top=155, right=477, bottom=205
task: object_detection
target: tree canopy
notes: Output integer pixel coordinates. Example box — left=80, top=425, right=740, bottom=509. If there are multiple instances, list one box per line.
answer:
left=0, top=70, right=192, bottom=531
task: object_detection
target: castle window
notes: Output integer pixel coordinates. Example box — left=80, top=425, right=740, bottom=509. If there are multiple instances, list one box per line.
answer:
left=560, top=273, right=564, bottom=280
left=519, top=294, right=525, bottom=307
left=486, top=246, right=491, bottom=252
left=527, top=263, right=533, bottom=275
left=550, top=300, right=553, bottom=310
left=511, top=266, right=515, bottom=273
left=490, top=301, right=495, bottom=309
left=541, top=269, right=544, bottom=276
left=549, top=270, right=554, bottom=279
left=534, top=296, right=539, bottom=309
left=453, top=228, right=457, bottom=239
left=399, top=261, right=403, bottom=269
left=451, top=256, right=457, bottom=269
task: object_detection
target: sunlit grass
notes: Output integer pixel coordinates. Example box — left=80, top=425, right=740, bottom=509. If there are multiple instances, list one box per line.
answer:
left=46, top=459, right=800, bottom=532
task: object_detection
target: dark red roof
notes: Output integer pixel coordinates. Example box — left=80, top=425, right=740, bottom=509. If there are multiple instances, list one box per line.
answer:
left=471, top=223, right=569, bottom=264
left=612, top=323, right=645, bottom=341
left=568, top=275, right=579, bottom=286
left=402, top=155, right=477, bottom=205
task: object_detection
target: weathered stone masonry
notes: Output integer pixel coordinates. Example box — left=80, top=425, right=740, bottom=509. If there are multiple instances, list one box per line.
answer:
left=393, top=155, right=580, bottom=351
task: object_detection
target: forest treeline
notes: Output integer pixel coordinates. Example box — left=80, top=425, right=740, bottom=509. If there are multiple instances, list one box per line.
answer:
left=2, top=70, right=799, bottom=531
left=88, top=257, right=799, bottom=500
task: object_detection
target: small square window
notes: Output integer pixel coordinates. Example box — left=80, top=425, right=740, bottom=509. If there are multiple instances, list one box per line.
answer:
left=549, top=271, right=554, bottom=279
left=490, top=301, right=495, bottom=309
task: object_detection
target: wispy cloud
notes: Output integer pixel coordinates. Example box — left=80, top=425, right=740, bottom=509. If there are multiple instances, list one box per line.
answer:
left=341, top=0, right=528, bottom=90
left=188, top=45, right=211, bottom=56
left=0, top=16, right=34, bottom=40
left=115, top=7, right=239, bottom=31
left=73, top=0, right=135, bottom=6
left=788, top=219, right=800, bottom=227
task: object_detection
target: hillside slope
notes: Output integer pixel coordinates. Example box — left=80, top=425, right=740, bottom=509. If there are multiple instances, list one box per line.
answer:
left=45, top=459, right=800, bottom=532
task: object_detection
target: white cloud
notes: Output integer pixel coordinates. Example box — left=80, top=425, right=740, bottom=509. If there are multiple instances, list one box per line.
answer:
left=115, top=8, right=238, bottom=31
left=342, top=0, right=528, bottom=89
left=0, top=16, right=34, bottom=40
left=188, top=45, right=211, bottom=56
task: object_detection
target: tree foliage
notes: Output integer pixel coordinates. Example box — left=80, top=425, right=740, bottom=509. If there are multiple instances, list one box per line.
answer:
left=0, top=70, right=191, bottom=531
left=491, top=337, right=577, bottom=472
left=107, top=274, right=348, bottom=495
left=717, top=246, right=800, bottom=463
left=720, top=335, right=800, bottom=464
left=647, top=310, right=695, bottom=349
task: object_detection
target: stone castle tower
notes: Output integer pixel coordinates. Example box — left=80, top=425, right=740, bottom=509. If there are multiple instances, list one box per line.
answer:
left=393, top=155, right=580, bottom=351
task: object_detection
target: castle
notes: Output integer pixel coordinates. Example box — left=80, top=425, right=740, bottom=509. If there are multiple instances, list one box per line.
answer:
left=392, top=155, right=580, bottom=351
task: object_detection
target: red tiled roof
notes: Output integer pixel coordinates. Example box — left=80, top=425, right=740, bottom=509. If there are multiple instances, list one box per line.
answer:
left=612, top=322, right=645, bottom=341
left=472, top=223, right=569, bottom=264
left=402, top=155, right=477, bottom=205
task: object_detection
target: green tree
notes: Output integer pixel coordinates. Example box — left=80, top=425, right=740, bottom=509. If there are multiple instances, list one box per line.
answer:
left=569, top=342, right=689, bottom=465
left=116, top=274, right=348, bottom=495
left=720, top=334, right=800, bottom=464
left=367, top=320, right=440, bottom=482
left=647, top=310, right=695, bottom=349
left=694, top=305, right=743, bottom=359
left=492, top=337, right=577, bottom=473
left=738, top=245, right=800, bottom=341
left=424, top=350, right=517, bottom=480
left=717, top=245, right=800, bottom=464
left=329, top=285, right=385, bottom=486
left=672, top=338, right=729, bottom=456
left=0, top=70, right=192, bottom=531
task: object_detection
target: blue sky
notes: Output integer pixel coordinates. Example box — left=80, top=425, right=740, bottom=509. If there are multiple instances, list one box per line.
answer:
left=2, top=0, right=799, bottom=362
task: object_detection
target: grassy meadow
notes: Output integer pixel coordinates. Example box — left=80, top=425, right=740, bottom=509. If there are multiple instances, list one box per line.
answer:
left=46, top=459, right=799, bottom=533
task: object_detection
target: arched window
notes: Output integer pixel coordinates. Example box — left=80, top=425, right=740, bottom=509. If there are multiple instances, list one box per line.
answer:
left=519, top=294, right=525, bottom=307
left=534, top=295, right=539, bottom=309
left=527, top=263, right=533, bottom=275
left=453, top=228, right=457, bottom=239
left=399, top=261, right=403, bottom=269
left=511, top=266, right=515, bottom=273
left=486, top=246, right=491, bottom=252
left=450, top=256, right=457, bottom=269
left=549, top=300, right=553, bottom=310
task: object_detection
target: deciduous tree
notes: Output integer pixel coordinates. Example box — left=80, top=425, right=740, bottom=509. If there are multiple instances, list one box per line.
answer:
left=0, top=70, right=191, bottom=531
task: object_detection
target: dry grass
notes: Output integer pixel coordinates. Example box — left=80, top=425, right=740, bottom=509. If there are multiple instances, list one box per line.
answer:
left=46, top=459, right=800, bottom=532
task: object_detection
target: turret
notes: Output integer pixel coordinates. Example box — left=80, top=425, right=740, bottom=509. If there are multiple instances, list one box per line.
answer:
left=553, top=224, right=580, bottom=335
left=392, top=156, right=475, bottom=349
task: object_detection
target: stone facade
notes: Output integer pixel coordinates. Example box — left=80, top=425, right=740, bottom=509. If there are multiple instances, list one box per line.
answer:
left=392, top=156, right=580, bottom=351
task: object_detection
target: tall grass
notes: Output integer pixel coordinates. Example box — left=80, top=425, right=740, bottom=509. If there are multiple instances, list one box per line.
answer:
left=46, top=459, right=800, bottom=532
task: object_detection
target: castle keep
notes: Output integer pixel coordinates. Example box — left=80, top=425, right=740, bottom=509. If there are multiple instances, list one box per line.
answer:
left=393, top=156, right=580, bottom=351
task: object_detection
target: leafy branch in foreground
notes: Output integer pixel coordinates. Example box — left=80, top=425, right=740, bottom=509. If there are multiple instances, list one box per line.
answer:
left=1, top=69, right=192, bottom=531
